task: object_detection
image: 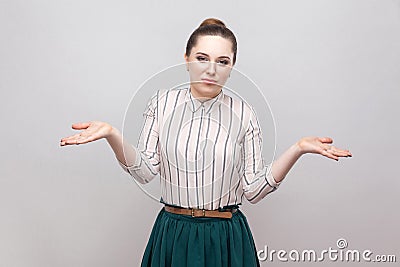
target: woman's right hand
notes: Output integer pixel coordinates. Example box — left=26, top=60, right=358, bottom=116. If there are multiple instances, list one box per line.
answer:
left=60, top=121, right=114, bottom=146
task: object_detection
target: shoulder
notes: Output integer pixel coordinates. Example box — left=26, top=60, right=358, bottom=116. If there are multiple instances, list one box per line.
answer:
left=153, top=87, right=188, bottom=103
left=221, top=90, right=257, bottom=121
left=144, top=87, right=188, bottom=114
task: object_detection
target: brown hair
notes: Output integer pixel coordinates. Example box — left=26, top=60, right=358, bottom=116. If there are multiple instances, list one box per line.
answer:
left=185, top=18, right=238, bottom=65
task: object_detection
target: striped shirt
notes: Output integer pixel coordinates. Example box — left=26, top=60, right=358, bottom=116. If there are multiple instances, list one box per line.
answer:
left=117, top=86, right=281, bottom=210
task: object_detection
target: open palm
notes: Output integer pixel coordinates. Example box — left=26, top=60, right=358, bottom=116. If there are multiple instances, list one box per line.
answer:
left=297, top=136, right=352, bottom=161
left=60, top=121, right=113, bottom=146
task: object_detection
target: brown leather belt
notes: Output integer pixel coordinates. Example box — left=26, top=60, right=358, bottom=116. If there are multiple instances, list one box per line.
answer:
left=164, top=205, right=237, bottom=219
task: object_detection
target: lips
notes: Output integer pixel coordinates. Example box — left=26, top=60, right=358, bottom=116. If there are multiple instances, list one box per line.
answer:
left=201, top=78, right=217, bottom=84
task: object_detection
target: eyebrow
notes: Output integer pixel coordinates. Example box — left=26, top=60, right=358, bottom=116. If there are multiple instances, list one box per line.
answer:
left=195, top=52, right=231, bottom=61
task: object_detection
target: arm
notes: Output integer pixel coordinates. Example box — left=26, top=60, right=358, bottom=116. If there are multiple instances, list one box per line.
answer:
left=271, top=136, right=352, bottom=184
left=60, top=120, right=159, bottom=184
left=241, top=107, right=352, bottom=204
left=109, top=127, right=160, bottom=184
left=241, top=107, right=281, bottom=204
left=111, top=94, right=161, bottom=184
left=106, top=127, right=141, bottom=169
left=59, top=93, right=161, bottom=184
left=270, top=143, right=302, bottom=184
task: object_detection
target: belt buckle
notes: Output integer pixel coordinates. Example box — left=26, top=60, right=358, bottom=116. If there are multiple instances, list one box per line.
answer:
left=191, top=208, right=206, bottom=217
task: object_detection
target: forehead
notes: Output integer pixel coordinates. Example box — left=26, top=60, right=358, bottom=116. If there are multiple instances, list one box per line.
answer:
left=192, top=35, right=233, bottom=57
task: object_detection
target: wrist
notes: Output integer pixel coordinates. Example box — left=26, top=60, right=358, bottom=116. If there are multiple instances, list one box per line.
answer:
left=292, top=140, right=305, bottom=157
left=106, top=126, right=121, bottom=141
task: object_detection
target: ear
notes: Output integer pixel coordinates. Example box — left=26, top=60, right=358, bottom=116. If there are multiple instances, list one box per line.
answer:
left=184, top=53, right=189, bottom=71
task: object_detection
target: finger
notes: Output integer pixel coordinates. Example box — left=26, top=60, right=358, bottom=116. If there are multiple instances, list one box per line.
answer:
left=319, top=137, right=333, bottom=144
left=74, top=138, right=93, bottom=145
left=60, top=135, right=78, bottom=142
left=60, top=133, right=86, bottom=146
left=320, top=149, right=339, bottom=161
left=74, top=133, right=101, bottom=145
left=60, top=133, right=82, bottom=142
left=60, top=137, right=80, bottom=146
left=332, top=148, right=352, bottom=157
left=324, top=146, right=347, bottom=159
left=331, top=149, right=350, bottom=157
left=71, top=122, right=91, bottom=130
left=60, top=135, right=72, bottom=142
left=60, top=139, right=77, bottom=146
left=61, top=128, right=103, bottom=145
left=338, top=148, right=352, bottom=157
left=61, top=126, right=99, bottom=143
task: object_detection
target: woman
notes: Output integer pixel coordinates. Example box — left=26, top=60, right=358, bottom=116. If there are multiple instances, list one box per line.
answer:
left=60, top=18, right=352, bottom=266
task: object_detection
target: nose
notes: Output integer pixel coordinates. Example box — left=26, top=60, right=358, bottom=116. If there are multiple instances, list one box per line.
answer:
left=206, top=61, right=216, bottom=75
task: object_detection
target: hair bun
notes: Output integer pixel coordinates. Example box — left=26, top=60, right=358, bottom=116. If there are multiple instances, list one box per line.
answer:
left=199, top=18, right=226, bottom=28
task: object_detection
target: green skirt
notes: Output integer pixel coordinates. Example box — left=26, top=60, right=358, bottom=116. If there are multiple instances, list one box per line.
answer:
left=141, top=206, right=260, bottom=267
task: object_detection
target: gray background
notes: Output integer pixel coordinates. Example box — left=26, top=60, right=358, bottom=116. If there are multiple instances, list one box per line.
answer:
left=1, top=0, right=399, bottom=266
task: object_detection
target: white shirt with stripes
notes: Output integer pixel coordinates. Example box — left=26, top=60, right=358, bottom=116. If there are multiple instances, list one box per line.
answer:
left=117, top=86, right=281, bottom=210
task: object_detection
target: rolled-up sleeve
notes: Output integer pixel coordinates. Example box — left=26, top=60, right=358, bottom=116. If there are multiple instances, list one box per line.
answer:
left=241, top=106, right=281, bottom=204
left=117, top=92, right=161, bottom=184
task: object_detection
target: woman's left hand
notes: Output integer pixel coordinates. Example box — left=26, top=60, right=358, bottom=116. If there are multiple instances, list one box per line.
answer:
left=296, top=136, right=352, bottom=161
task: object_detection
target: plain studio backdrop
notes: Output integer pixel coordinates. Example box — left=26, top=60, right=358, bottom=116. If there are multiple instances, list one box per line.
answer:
left=1, top=0, right=399, bottom=266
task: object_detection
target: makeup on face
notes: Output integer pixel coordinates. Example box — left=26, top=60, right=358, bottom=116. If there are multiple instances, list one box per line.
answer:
left=185, top=35, right=234, bottom=99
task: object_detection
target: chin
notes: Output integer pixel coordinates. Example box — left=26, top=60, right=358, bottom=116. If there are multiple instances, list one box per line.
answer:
left=193, top=84, right=221, bottom=98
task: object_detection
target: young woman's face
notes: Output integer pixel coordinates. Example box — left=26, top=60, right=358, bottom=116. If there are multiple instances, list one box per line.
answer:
left=184, top=35, right=234, bottom=99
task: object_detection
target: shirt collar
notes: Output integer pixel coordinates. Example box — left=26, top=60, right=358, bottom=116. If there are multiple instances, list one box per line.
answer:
left=185, top=87, right=224, bottom=114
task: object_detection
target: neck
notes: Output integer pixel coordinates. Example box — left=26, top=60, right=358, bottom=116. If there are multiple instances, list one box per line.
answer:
left=190, top=86, right=222, bottom=101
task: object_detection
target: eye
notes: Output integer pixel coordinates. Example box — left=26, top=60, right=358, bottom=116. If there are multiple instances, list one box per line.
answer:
left=218, top=60, right=230, bottom=65
left=196, top=56, right=208, bottom=62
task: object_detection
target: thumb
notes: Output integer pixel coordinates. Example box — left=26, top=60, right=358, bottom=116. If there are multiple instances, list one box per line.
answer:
left=319, top=136, right=333, bottom=143
left=71, top=122, right=91, bottom=130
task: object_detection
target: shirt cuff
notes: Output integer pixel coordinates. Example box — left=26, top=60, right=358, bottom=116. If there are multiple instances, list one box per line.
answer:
left=116, top=147, right=142, bottom=171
